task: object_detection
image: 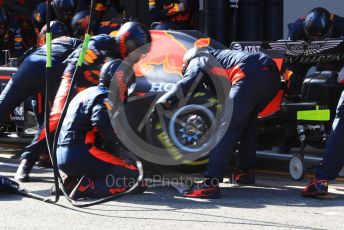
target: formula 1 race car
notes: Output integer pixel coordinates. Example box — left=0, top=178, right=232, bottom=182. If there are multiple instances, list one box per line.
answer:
left=0, top=30, right=227, bottom=172
left=122, top=34, right=344, bottom=177
left=2, top=30, right=343, bottom=178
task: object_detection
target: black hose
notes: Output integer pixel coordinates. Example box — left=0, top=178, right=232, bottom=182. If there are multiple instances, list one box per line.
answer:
left=43, top=0, right=61, bottom=204
left=15, top=0, right=144, bottom=207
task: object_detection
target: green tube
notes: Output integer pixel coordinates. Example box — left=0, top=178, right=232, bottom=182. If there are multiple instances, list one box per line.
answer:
left=77, top=34, right=91, bottom=67
left=46, top=32, right=52, bottom=68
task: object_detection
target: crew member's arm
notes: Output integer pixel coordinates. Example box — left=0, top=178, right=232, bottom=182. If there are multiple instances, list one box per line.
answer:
left=157, top=56, right=207, bottom=107
left=287, top=17, right=307, bottom=41
left=91, top=96, right=119, bottom=151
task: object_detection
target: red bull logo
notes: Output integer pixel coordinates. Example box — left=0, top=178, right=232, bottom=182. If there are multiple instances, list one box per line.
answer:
left=134, top=30, right=188, bottom=77
left=115, top=70, right=128, bottom=102
left=194, top=38, right=211, bottom=48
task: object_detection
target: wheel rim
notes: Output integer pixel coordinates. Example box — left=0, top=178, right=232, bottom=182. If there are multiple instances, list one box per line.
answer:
left=289, top=156, right=304, bottom=180
left=169, top=104, right=215, bottom=153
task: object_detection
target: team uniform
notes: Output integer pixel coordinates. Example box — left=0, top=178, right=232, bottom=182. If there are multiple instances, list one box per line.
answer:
left=3, top=16, right=37, bottom=58
left=288, top=14, right=344, bottom=41
left=47, top=34, right=119, bottom=138
left=11, top=36, right=82, bottom=181
left=15, top=21, right=151, bottom=183
left=57, top=83, right=138, bottom=199
left=16, top=35, right=119, bottom=180
left=160, top=49, right=280, bottom=198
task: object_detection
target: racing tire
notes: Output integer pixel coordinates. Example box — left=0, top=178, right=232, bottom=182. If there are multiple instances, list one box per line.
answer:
left=144, top=89, right=219, bottom=173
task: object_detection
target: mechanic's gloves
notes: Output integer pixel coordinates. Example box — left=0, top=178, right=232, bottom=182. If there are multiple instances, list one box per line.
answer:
left=337, top=67, right=344, bottom=84
left=156, top=97, right=171, bottom=110
left=155, top=92, right=177, bottom=110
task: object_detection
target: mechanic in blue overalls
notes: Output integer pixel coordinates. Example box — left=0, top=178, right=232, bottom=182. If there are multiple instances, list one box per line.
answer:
left=57, top=59, right=143, bottom=199
left=8, top=21, right=83, bottom=182
left=2, top=0, right=39, bottom=59
left=15, top=22, right=152, bottom=182
left=0, top=7, right=8, bottom=65
left=157, top=47, right=281, bottom=198
left=278, top=7, right=344, bottom=154
left=302, top=91, right=344, bottom=197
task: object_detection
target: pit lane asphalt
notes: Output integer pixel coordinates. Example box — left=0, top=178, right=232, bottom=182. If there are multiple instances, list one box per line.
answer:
left=1, top=143, right=344, bottom=230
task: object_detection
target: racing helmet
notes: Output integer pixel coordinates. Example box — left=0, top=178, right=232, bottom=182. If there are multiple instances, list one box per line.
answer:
left=182, top=47, right=210, bottom=75
left=32, top=2, right=47, bottom=32
left=116, top=22, right=152, bottom=62
left=52, top=0, right=78, bottom=23
left=99, top=59, right=135, bottom=89
left=70, top=9, right=90, bottom=39
left=303, top=7, right=334, bottom=40
left=99, top=59, right=123, bottom=87
left=38, top=20, right=70, bottom=47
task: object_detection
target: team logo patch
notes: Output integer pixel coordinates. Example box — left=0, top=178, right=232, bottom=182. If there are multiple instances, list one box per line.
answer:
left=103, top=98, right=113, bottom=111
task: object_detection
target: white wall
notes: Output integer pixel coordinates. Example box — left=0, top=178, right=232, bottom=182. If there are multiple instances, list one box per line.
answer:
left=283, top=0, right=344, bottom=38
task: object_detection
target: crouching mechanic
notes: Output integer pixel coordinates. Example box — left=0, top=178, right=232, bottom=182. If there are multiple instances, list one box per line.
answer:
left=15, top=21, right=152, bottom=182
left=302, top=91, right=344, bottom=197
left=157, top=47, right=280, bottom=198
left=57, top=60, right=142, bottom=199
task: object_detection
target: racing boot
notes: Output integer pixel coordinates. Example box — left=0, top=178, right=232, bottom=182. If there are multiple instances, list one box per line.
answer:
left=14, top=158, right=35, bottom=182
left=130, top=179, right=148, bottom=194
left=234, top=169, right=255, bottom=185
left=69, top=176, right=128, bottom=200
left=301, top=177, right=328, bottom=197
left=182, top=178, right=220, bottom=199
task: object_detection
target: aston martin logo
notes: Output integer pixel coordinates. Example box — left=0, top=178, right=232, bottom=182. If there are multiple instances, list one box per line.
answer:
left=268, top=39, right=343, bottom=56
